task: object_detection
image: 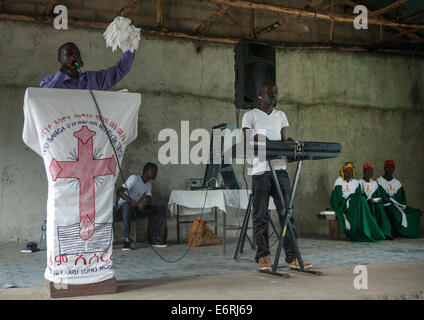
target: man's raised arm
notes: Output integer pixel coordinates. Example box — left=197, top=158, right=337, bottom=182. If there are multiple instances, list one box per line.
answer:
left=85, top=50, right=135, bottom=90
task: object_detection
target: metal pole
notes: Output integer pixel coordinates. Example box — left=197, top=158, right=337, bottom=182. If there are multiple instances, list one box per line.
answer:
left=223, top=209, right=226, bottom=255
left=177, top=205, right=180, bottom=244
left=288, top=160, right=303, bottom=208
left=234, top=193, right=252, bottom=260
left=268, top=160, right=287, bottom=272
left=286, top=160, right=305, bottom=270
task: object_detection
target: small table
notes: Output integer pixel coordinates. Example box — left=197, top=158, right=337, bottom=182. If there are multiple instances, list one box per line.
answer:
left=316, top=213, right=339, bottom=240
left=168, top=189, right=276, bottom=254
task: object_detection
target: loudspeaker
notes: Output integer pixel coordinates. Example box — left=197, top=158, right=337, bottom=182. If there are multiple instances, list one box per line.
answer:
left=234, top=39, right=276, bottom=109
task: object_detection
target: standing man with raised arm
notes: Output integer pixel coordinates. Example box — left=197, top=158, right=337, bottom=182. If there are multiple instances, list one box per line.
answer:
left=40, top=42, right=135, bottom=90
left=242, top=83, right=312, bottom=271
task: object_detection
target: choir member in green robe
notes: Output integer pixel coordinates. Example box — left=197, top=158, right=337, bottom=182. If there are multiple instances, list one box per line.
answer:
left=330, top=162, right=386, bottom=242
left=377, top=160, right=422, bottom=239
left=358, top=163, right=393, bottom=239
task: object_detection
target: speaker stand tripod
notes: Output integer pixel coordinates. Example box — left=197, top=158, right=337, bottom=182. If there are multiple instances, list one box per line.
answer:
left=234, top=160, right=323, bottom=277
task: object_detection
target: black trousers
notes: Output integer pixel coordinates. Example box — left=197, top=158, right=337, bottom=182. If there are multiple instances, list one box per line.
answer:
left=252, top=170, right=297, bottom=263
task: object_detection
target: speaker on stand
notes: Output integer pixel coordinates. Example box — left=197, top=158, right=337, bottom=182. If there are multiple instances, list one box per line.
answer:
left=234, top=38, right=276, bottom=122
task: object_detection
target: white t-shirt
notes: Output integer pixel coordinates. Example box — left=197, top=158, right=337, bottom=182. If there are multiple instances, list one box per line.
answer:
left=118, top=175, right=152, bottom=208
left=242, top=108, right=289, bottom=175
left=358, top=179, right=379, bottom=200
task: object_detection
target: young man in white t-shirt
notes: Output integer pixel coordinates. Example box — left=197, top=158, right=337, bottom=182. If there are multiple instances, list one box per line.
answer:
left=242, top=83, right=312, bottom=271
left=114, top=162, right=167, bottom=250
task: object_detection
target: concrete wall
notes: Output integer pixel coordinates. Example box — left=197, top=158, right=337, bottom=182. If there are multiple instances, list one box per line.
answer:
left=0, top=20, right=423, bottom=243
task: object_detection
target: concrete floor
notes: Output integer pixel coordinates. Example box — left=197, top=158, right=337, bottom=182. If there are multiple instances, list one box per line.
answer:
left=1, top=261, right=423, bottom=300
left=1, top=237, right=423, bottom=300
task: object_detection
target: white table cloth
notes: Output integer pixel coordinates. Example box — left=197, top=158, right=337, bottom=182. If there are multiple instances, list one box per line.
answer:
left=168, top=189, right=276, bottom=216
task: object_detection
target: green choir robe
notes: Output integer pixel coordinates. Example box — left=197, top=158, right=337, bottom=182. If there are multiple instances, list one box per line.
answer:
left=330, top=177, right=386, bottom=242
left=376, top=176, right=422, bottom=238
left=359, top=179, right=393, bottom=238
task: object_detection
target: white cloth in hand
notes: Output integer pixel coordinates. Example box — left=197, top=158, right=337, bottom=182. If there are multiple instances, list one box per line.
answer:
left=103, top=16, right=141, bottom=53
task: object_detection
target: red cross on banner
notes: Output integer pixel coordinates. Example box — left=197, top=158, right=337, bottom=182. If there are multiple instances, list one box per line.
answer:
left=49, top=126, right=117, bottom=241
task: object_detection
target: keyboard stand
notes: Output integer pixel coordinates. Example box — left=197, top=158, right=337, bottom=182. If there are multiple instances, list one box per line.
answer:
left=268, top=159, right=323, bottom=277
left=233, top=194, right=280, bottom=261
left=233, top=158, right=323, bottom=277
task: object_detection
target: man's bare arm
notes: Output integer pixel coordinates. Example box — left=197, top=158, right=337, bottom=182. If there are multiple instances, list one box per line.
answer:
left=281, top=127, right=293, bottom=142
left=117, top=186, right=138, bottom=206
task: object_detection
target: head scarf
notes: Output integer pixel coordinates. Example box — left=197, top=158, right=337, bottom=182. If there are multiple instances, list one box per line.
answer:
left=363, top=163, right=374, bottom=172
left=340, top=162, right=355, bottom=181
left=384, top=160, right=395, bottom=168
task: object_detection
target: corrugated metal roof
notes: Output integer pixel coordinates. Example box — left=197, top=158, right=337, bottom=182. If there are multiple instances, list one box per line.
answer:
left=360, top=0, right=424, bottom=21
left=361, top=0, right=424, bottom=38
left=400, top=0, right=424, bottom=24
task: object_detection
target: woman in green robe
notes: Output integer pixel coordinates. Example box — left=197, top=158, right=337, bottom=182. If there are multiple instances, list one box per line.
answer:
left=377, top=160, right=422, bottom=238
left=358, top=163, right=393, bottom=239
left=330, top=162, right=386, bottom=242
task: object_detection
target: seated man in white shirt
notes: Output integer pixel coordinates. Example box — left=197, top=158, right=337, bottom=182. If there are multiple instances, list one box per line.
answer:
left=114, top=162, right=167, bottom=250
left=242, top=83, right=312, bottom=271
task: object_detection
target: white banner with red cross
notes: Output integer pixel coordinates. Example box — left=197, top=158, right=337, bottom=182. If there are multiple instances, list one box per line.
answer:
left=23, top=88, right=140, bottom=285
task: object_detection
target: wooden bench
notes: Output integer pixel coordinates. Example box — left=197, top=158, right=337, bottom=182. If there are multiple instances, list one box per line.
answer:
left=316, top=212, right=339, bottom=240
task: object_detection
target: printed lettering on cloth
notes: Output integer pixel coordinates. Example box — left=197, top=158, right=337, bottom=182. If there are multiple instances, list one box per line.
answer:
left=22, top=88, right=141, bottom=285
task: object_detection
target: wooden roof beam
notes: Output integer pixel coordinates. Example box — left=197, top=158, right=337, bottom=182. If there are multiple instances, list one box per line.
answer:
left=255, top=15, right=296, bottom=37
left=43, top=0, right=56, bottom=16
left=0, top=11, right=422, bottom=53
left=403, top=11, right=424, bottom=23
left=330, top=0, right=335, bottom=42
left=304, top=0, right=328, bottom=10
left=340, top=0, right=423, bottom=43
left=196, top=4, right=230, bottom=34
left=206, top=0, right=424, bottom=29
left=157, top=0, right=164, bottom=29
left=117, top=0, right=138, bottom=17
left=225, top=11, right=250, bottom=38
left=379, top=28, right=418, bottom=42
left=255, top=0, right=329, bottom=37
left=369, top=0, right=407, bottom=17
left=249, top=9, right=255, bottom=39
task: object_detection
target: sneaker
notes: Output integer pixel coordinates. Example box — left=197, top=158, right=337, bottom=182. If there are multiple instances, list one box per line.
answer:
left=258, top=256, right=271, bottom=271
left=122, top=238, right=132, bottom=251
left=287, top=258, right=312, bottom=269
left=149, top=237, right=167, bottom=248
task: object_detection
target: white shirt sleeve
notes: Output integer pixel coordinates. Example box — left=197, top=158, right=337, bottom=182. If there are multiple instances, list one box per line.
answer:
left=122, top=175, right=135, bottom=191
left=280, top=111, right=289, bottom=128
left=242, top=111, right=254, bottom=129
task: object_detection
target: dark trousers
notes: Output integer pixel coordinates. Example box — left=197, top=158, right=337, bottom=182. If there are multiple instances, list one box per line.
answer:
left=252, top=170, right=297, bottom=263
left=114, top=202, right=166, bottom=240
